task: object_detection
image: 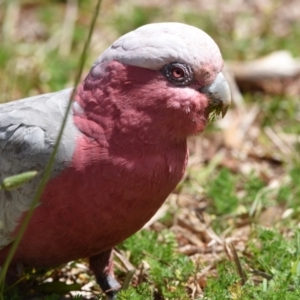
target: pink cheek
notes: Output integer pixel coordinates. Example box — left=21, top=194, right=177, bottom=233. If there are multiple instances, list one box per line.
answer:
left=167, top=88, right=206, bottom=113
left=168, top=101, right=181, bottom=110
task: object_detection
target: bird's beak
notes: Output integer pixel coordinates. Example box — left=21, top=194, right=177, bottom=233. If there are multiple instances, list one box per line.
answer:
left=200, top=72, right=231, bottom=118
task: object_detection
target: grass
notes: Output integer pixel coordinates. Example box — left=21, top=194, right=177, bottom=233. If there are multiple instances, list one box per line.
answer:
left=0, top=0, right=299, bottom=299
left=118, top=230, right=195, bottom=300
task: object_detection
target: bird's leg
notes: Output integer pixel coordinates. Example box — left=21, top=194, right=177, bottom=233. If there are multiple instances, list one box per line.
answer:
left=89, top=249, right=121, bottom=299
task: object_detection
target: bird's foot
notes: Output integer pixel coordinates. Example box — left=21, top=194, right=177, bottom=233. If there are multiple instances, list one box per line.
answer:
left=96, top=273, right=120, bottom=299
left=89, top=249, right=121, bottom=299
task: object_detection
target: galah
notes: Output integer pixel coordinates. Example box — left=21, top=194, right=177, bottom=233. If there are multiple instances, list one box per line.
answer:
left=0, top=22, right=231, bottom=298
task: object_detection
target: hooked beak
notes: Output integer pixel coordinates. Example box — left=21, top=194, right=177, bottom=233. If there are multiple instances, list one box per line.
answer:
left=200, top=72, right=231, bottom=118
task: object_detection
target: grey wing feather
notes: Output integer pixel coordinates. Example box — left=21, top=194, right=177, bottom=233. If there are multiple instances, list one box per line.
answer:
left=0, top=88, right=80, bottom=249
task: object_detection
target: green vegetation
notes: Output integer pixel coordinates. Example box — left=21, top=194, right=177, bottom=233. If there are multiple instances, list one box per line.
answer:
left=118, top=230, right=194, bottom=300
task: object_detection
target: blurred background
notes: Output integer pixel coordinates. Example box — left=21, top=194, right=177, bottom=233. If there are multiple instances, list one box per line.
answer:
left=0, top=0, right=300, bottom=299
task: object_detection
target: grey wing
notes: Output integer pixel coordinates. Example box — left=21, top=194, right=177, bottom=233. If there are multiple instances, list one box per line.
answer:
left=0, top=88, right=80, bottom=249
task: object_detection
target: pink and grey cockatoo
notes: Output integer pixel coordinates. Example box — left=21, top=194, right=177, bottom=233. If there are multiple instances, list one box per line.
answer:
left=0, top=23, right=230, bottom=298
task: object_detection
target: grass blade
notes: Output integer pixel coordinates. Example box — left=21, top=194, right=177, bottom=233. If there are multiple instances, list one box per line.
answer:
left=0, top=0, right=103, bottom=295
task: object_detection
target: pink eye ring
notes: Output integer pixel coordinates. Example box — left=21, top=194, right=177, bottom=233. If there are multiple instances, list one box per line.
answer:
left=161, top=62, right=194, bottom=86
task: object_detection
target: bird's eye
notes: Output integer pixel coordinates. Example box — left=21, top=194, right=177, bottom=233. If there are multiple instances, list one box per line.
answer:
left=161, top=62, right=194, bottom=86
left=171, top=67, right=184, bottom=78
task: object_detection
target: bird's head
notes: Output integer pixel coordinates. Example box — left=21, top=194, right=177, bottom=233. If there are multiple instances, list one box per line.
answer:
left=78, top=22, right=231, bottom=143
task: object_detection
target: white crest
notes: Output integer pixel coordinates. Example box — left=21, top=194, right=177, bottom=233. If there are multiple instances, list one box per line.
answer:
left=94, top=22, right=223, bottom=72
